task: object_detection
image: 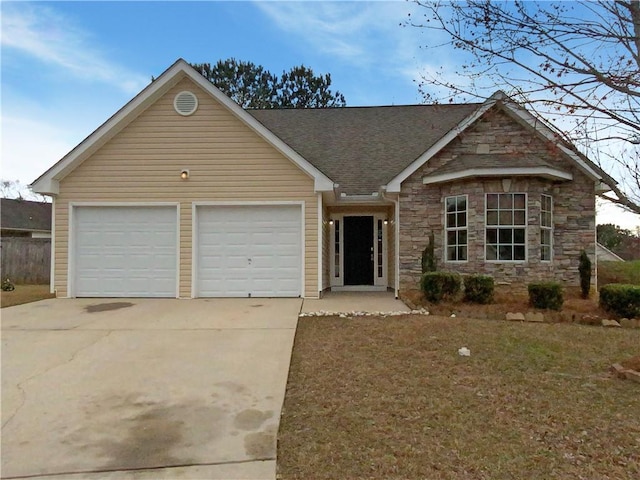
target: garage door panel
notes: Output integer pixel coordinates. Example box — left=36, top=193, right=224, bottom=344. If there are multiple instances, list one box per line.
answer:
left=74, top=207, right=177, bottom=297
left=197, top=205, right=302, bottom=298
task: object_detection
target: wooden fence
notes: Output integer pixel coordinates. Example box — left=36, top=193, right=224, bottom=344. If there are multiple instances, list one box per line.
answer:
left=1, top=237, right=51, bottom=284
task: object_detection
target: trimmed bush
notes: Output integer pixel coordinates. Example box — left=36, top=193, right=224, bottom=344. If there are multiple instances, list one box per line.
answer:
left=579, top=250, right=591, bottom=299
left=599, top=284, right=640, bottom=318
left=421, top=272, right=461, bottom=303
left=528, top=282, right=564, bottom=311
left=464, top=275, right=494, bottom=304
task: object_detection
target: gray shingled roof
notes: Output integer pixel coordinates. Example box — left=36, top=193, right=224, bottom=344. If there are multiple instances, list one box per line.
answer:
left=1, top=198, right=52, bottom=232
left=249, top=104, right=480, bottom=194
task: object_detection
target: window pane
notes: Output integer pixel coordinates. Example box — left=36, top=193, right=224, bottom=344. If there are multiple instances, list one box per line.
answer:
left=499, top=228, right=512, bottom=243
left=446, top=197, right=457, bottom=212
left=486, top=228, right=497, bottom=244
left=447, top=213, right=456, bottom=228
left=486, top=245, right=497, bottom=260
left=499, top=245, right=513, bottom=260
left=514, top=245, right=526, bottom=260
left=459, top=230, right=467, bottom=245
left=541, top=229, right=551, bottom=244
left=499, top=211, right=513, bottom=225
left=458, top=246, right=467, bottom=261
left=487, top=194, right=499, bottom=209
left=447, top=246, right=457, bottom=261
left=514, top=194, right=526, bottom=209
left=500, top=194, right=513, bottom=209
left=514, top=211, right=526, bottom=225
left=514, top=228, right=525, bottom=243
left=541, top=246, right=550, bottom=261
left=457, top=196, right=467, bottom=211
left=487, top=211, right=498, bottom=225
left=447, top=231, right=457, bottom=245
left=457, top=212, right=467, bottom=227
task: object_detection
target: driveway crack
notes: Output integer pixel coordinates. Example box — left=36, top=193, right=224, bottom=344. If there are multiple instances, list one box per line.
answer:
left=2, top=330, right=113, bottom=430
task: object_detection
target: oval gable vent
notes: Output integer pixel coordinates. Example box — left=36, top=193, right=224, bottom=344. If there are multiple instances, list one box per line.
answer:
left=174, top=91, right=198, bottom=116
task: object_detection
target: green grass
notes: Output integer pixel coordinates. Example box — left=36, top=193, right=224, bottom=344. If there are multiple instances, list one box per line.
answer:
left=599, top=260, right=640, bottom=286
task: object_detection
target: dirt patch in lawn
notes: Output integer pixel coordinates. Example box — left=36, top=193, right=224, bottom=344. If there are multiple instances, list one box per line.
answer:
left=278, top=315, right=640, bottom=479
left=1, top=284, right=55, bottom=308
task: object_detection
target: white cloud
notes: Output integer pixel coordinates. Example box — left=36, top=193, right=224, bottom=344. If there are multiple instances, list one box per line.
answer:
left=1, top=3, right=147, bottom=94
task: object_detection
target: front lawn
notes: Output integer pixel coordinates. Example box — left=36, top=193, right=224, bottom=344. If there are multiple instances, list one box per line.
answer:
left=278, top=315, right=640, bottom=479
left=1, top=284, right=55, bottom=308
left=599, top=260, right=640, bottom=287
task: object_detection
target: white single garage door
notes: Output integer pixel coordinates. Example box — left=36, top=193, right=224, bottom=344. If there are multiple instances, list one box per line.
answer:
left=73, top=206, right=178, bottom=297
left=197, top=205, right=302, bottom=297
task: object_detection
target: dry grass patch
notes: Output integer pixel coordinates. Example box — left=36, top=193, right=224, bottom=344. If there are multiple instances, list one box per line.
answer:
left=1, top=285, right=54, bottom=308
left=278, top=315, right=640, bottom=479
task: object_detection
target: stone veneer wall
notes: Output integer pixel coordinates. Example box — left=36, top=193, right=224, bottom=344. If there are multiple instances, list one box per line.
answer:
left=399, top=107, right=596, bottom=294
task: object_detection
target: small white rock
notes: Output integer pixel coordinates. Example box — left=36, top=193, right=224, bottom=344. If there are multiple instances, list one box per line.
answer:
left=450, top=313, right=456, bottom=318
left=458, top=347, right=471, bottom=357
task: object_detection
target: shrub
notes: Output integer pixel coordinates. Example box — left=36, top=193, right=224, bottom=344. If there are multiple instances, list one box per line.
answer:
left=1, top=278, right=15, bottom=292
left=463, top=275, right=494, bottom=304
left=421, top=271, right=461, bottom=303
left=528, top=282, right=564, bottom=310
left=421, top=233, right=436, bottom=273
left=599, top=284, right=640, bottom=318
left=579, top=250, right=591, bottom=299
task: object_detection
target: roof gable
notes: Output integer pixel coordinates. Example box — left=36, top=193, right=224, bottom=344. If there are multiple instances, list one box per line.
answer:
left=386, top=91, right=610, bottom=192
left=31, top=59, right=334, bottom=195
left=0, top=198, right=52, bottom=232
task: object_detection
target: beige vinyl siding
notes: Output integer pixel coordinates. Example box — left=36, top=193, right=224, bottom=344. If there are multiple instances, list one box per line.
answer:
left=54, top=77, right=318, bottom=298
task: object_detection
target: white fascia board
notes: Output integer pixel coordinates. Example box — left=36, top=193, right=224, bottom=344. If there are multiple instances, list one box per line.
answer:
left=386, top=99, right=498, bottom=193
left=423, top=167, right=573, bottom=185
left=499, top=98, right=602, bottom=181
left=31, top=59, right=335, bottom=194
left=31, top=178, right=59, bottom=196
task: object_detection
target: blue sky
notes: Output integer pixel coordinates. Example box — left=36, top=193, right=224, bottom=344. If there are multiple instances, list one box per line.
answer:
left=1, top=0, right=638, bottom=230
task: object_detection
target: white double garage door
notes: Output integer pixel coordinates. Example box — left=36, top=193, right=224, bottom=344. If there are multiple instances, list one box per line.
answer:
left=73, top=205, right=302, bottom=298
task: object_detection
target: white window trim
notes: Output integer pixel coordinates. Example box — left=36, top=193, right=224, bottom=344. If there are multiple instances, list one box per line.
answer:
left=444, top=194, right=469, bottom=263
left=484, top=193, right=528, bottom=263
left=541, top=194, right=553, bottom=262
left=329, top=212, right=388, bottom=288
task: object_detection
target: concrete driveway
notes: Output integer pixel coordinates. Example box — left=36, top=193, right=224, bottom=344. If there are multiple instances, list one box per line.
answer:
left=1, top=298, right=301, bottom=479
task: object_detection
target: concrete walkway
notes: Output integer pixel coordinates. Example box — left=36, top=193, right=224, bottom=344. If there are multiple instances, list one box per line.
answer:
left=301, top=291, right=410, bottom=314
left=1, top=298, right=300, bottom=480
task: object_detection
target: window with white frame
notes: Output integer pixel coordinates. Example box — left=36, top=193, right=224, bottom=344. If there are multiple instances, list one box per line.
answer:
left=445, top=195, right=468, bottom=261
left=540, top=194, right=553, bottom=261
left=486, top=193, right=526, bottom=261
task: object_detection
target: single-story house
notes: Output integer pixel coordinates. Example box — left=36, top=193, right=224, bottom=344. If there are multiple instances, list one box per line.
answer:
left=1, top=198, right=52, bottom=239
left=31, top=59, right=613, bottom=299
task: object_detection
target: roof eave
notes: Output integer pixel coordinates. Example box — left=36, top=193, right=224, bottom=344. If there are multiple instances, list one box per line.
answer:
left=423, top=167, right=573, bottom=185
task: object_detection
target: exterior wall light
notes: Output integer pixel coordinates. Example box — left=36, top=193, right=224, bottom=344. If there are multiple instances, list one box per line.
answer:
left=383, top=219, right=389, bottom=225
left=329, top=219, right=334, bottom=225
left=180, top=169, right=190, bottom=180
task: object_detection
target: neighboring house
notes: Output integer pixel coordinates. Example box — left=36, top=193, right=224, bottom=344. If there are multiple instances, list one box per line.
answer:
left=0, top=198, right=52, bottom=238
left=31, top=59, right=613, bottom=299
left=596, top=243, right=625, bottom=262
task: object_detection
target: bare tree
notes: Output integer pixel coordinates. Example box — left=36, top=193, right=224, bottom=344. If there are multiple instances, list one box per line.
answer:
left=408, top=0, right=640, bottom=214
left=0, top=179, right=49, bottom=202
